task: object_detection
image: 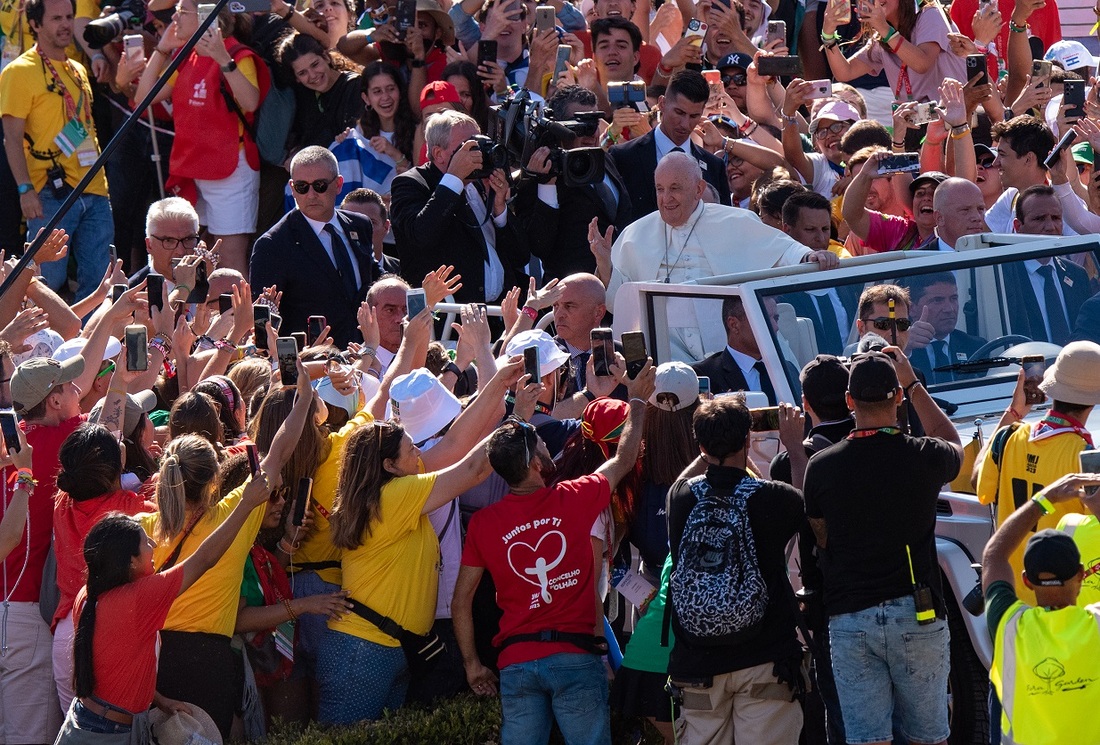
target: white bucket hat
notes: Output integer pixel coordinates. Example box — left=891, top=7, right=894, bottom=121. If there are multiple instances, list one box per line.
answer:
left=148, top=705, right=222, bottom=745
left=503, top=330, right=570, bottom=379
left=1040, top=341, right=1100, bottom=406
left=389, top=368, right=463, bottom=443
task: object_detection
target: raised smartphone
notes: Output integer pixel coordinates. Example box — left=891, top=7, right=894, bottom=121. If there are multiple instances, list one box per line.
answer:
left=0, top=410, right=20, bottom=454
left=218, top=294, right=233, bottom=314
left=146, top=273, right=164, bottom=312
left=406, top=288, right=427, bottom=319
left=1021, top=354, right=1047, bottom=406
left=750, top=406, right=781, bottom=431
left=307, top=315, right=327, bottom=346
left=591, top=327, right=614, bottom=377
left=293, top=476, right=313, bottom=526
left=621, top=331, right=647, bottom=380
left=125, top=324, right=148, bottom=371
left=523, top=345, right=540, bottom=383
left=276, top=337, right=299, bottom=386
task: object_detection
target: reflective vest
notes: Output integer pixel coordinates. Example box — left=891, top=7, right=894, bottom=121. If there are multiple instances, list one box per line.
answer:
left=991, top=600, right=1100, bottom=745
left=1057, top=513, right=1100, bottom=608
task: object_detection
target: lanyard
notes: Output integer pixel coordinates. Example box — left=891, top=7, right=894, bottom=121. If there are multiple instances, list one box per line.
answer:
left=39, top=46, right=88, bottom=123
left=847, top=426, right=902, bottom=440
left=893, top=63, right=913, bottom=101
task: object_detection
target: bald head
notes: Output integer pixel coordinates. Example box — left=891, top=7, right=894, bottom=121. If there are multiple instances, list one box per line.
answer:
left=655, top=151, right=706, bottom=228
left=553, top=273, right=608, bottom=350
left=932, top=177, right=979, bottom=212
left=933, top=177, right=988, bottom=248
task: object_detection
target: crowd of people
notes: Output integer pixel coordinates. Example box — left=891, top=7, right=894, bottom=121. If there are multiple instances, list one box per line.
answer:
left=1, top=0, right=1100, bottom=740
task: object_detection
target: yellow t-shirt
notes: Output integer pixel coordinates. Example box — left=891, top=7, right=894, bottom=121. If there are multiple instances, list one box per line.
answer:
left=328, top=473, right=439, bottom=647
left=0, top=0, right=90, bottom=69
left=0, top=47, right=107, bottom=196
left=292, top=407, right=374, bottom=586
left=138, top=481, right=266, bottom=637
left=977, top=423, right=1088, bottom=606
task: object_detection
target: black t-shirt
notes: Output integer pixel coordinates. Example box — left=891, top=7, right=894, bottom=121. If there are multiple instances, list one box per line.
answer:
left=667, top=465, right=805, bottom=677
left=769, top=418, right=856, bottom=485
left=291, top=71, right=365, bottom=152
left=803, top=432, right=961, bottom=617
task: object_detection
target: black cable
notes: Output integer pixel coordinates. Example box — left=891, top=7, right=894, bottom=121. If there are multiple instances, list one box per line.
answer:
left=0, top=0, right=231, bottom=303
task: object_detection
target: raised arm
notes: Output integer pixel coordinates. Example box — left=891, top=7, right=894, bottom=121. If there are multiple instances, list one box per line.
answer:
left=594, top=361, right=655, bottom=491
left=842, top=152, right=883, bottom=240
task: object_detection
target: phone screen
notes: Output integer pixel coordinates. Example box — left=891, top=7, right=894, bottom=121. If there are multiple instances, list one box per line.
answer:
left=253, top=304, right=270, bottom=351
left=188, top=261, right=208, bottom=305
left=308, top=316, right=327, bottom=346
left=146, top=274, right=164, bottom=312
left=621, top=331, right=646, bottom=380
left=246, top=443, right=260, bottom=475
left=591, top=328, right=614, bottom=377
left=478, top=39, right=498, bottom=68
left=293, top=477, right=313, bottom=527
left=698, top=376, right=711, bottom=399
left=0, top=411, right=20, bottom=454
left=406, top=290, right=427, bottom=319
left=1022, top=355, right=1047, bottom=406
left=125, top=325, right=148, bottom=372
left=111, top=284, right=127, bottom=302
left=524, top=346, right=540, bottom=383
left=218, top=294, right=233, bottom=314
left=751, top=406, right=781, bottom=431
left=277, top=337, right=299, bottom=386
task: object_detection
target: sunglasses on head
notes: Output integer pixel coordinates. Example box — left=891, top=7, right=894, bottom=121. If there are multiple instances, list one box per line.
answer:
left=291, top=177, right=336, bottom=195
left=505, top=415, right=536, bottom=467
left=865, top=317, right=912, bottom=332
left=721, top=73, right=747, bottom=86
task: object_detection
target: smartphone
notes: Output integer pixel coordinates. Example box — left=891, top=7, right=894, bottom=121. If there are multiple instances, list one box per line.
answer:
left=523, top=345, right=540, bottom=383
left=253, top=303, right=270, bottom=351
left=123, top=33, right=143, bottom=60
left=684, top=18, right=707, bottom=47
left=196, top=2, right=217, bottom=29
left=290, top=331, right=307, bottom=351
left=394, top=0, right=416, bottom=39
left=765, top=20, right=786, bottom=47
left=703, top=69, right=722, bottom=87
left=1044, top=129, right=1078, bottom=170
left=111, top=283, right=127, bottom=303
left=750, top=406, right=781, bottom=431
left=910, top=101, right=938, bottom=126
left=406, top=288, right=427, bottom=319
left=476, top=302, right=488, bottom=316
left=1032, top=59, right=1052, bottom=88
left=1021, top=354, right=1047, bottom=406
left=187, top=261, right=208, bottom=305
left=534, top=5, right=556, bottom=34
left=806, top=79, right=832, bottom=99
left=146, top=273, right=164, bottom=312
left=832, top=0, right=851, bottom=24
left=591, top=327, right=614, bottom=377
left=554, top=44, right=571, bottom=79
left=621, top=331, right=647, bottom=380
left=477, top=39, right=498, bottom=69
left=276, top=337, right=299, bottom=386
left=1081, top=451, right=1100, bottom=494
left=879, top=152, right=921, bottom=175
left=0, top=411, right=20, bottom=454
left=293, top=476, right=313, bottom=527
left=698, top=376, right=711, bottom=399
left=246, top=443, right=260, bottom=475
left=218, top=293, right=233, bottom=314
left=966, top=54, right=988, bottom=88
left=270, top=313, right=282, bottom=332
left=124, top=324, right=148, bottom=372
left=608, top=81, right=646, bottom=108
left=756, top=55, right=802, bottom=77
left=1064, top=78, right=1086, bottom=119
left=307, top=315, right=327, bottom=346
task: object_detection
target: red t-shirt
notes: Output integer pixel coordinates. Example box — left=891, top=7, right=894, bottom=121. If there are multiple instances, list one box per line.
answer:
left=1, top=414, right=86, bottom=603
left=74, top=565, right=183, bottom=713
left=461, top=473, right=610, bottom=669
left=574, top=30, right=660, bottom=84
left=52, top=489, right=155, bottom=630
left=949, top=0, right=1061, bottom=64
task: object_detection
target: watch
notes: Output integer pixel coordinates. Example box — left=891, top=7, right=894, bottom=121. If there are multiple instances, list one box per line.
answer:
left=16, top=183, right=32, bottom=195
left=220, top=59, right=238, bottom=73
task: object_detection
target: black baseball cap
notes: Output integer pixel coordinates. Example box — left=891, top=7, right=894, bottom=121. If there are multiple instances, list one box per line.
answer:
left=908, top=170, right=949, bottom=195
left=801, top=355, right=849, bottom=414
left=847, top=352, right=899, bottom=402
left=717, top=53, right=753, bottom=71
left=1024, top=529, right=1082, bottom=586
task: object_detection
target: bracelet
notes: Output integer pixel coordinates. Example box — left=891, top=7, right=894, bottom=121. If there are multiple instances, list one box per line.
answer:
left=657, top=62, right=674, bottom=77
left=520, top=305, right=538, bottom=321
left=582, top=389, right=596, bottom=402
left=949, top=126, right=972, bottom=140
left=410, top=58, right=426, bottom=68
left=278, top=536, right=299, bottom=554
left=883, top=26, right=897, bottom=42
left=1007, top=406, right=1024, bottom=421
left=1008, top=20, right=1027, bottom=33
left=1031, top=493, right=1055, bottom=516
left=281, top=5, right=294, bottom=19
left=173, top=284, right=192, bottom=297
left=722, top=136, right=735, bottom=152
left=821, top=39, right=839, bottom=50
left=889, top=33, right=903, bottom=53
left=820, top=30, right=840, bottom=42
left=282, top=598, right=297, bottom=621
left=15, top=471, right=37, bottom=491
left=213, top=337, right=235, bottom=352
left=780, top=112, right=798, bottom=127
left=891, top=140, right=905, bottom=148
left=153, top=46, right=172, bottom=56
left=152, top=332, right=173, bottom=353
left=15, top=468, right=32, bottom=480
left=903, top=380, right=921, bottom=395
left=195, top=335, right=215, bottom=352
left=108, top=386, right=128, bottom=396
left=740, top=119, right=758, bottom=137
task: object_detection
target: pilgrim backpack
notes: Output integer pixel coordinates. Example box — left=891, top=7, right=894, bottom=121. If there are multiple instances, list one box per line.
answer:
left=669, top=475, right=769, bottom=646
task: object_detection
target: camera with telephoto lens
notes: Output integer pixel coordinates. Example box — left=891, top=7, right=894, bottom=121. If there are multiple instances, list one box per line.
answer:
left=487, top=89, right=606, bottom=187
left=84, top=0, right=146, bottom=48
left=465, top=135, right=509, bottom=181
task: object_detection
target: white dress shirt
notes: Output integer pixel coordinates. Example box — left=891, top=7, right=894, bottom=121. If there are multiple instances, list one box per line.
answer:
left=439, top=173, right=507, bottom=301
left=726, top=345, right=762, bottom=391
left=302, top=212, right=362, bottom=290
left=1025, top=258, right=1070, bottom=341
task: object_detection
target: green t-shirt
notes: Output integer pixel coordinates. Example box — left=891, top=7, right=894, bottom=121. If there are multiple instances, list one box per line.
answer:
left=985, top=580, right=1020, bottom=640
left=621, top=555, right=673, bottom=674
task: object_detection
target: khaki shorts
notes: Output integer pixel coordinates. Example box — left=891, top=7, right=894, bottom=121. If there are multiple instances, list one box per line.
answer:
left=672, top=661, right=803, bottom=745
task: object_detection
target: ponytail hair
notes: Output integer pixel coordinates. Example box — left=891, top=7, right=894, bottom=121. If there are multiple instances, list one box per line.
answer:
left=154, top=435, right=219, bottom=541
left=72, top=514, right=145, bottom=698
left=330, top=422, right=404, bottom=550
left=56, top=423, right=123, bottom=501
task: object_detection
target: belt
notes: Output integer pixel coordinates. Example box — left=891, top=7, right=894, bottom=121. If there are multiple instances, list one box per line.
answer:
left=78, top=697, right=134, bottom=726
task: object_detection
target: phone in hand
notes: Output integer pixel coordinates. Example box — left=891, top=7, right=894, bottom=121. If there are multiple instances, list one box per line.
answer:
left=293, top=476, right=313, bottom=527
left=608, top=80, right=646, bottom=108
left=591, top=327, right=614, bottom=377
left=534, top=5, right=556, bottom=34
left=684, top=18, right=707, bottom=47
left=1081, top=451, right=1100, bottom=495
left=765, top=20, right=786, bottom=47
left=197, top=2, right=217, bottom=29
left=111, top=283, right=127, bottom=302
left=966, top=54, right=988, bottom=87
left=218, top=294, right=233, bottom=314
left=406, top=289, right=427, bottom=319
left=1032, top=59, right=1052, bottom=89
left=290, top=331, right=307, bottom=351
left=307, top=315, right=327, bottom=346
left=146, top=273, right=164, bottom=312
left=125, top=324, right=148, bottom=372
left=554, top=44, right=571, bottom=79
left=698, top=376, right=711, bottom=399
left=523, top=345, right=540, bottom=384
left=806, top=79, right=832, bottom=99
left=253, top=304, right=271, bottom=351
left=0, top=410, right=20, bottom=454
left=123, top=33, right=144, bottom=61
left=246, top=443, right=260, bottom=475
left=394, top=0, right=416, bottom=39
left=621, top=331, right=647, bottom=380
left=750, top=406, right=781, bottom=431
left=276, top=337, right=299, bottom=386
left=477, top=39, right=498, bottom=70
left=756, top=55, right=802, bottom=77
left=1064, top=78, right=1086, bottom=119
left=832, top=0, right=851, bottom=24
left=1021, top=354, right=1047, bottom=406
left=1044, top=129, right=1078, bottom=170
left=187, top=261, right=208, bottom=305
left=879, top=152, right=921, bottom=175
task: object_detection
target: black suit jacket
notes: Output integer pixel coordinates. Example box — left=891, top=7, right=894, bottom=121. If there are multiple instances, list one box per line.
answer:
left=249, top=209, right=380, bottom=347
left=127, top=264, right=152, bottom=289
left=608, top=130, right=731, bottom=222
left=1003, top=258, right=1091, bottom=343
left=777, top=287, right=861, bottom=356
left=390, top=163, right=528, bottom=304
left=517, top=158, right=632, bottom=282
left=691, top=349, right=799, bottom=404
left=1072, top=293, right=1100, bottom=344
left=908, top=329, right=987, bottom=384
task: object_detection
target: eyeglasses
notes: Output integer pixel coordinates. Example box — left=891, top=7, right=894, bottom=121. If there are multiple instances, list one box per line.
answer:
left=721, top=73, right=747, bottom=86
left=152, top=234, right=201, bottom=251
left=865, top=317, right=913, bottom=332
left=291, top=178, right=337, bottom=195
left=976, top=156, right=995, bottom=169
left=812, top=121, right=850, bottom=139
left=96, top=360, right=116, bottom=379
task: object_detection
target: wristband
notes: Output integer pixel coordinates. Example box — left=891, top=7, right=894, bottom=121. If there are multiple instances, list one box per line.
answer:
left=780, top=113, right=797, bottom=127
left=278, top=536, right=299, bottom=553
left=410, top=58, right=426, bottom=68
left=903, top=380, right=921, bottom=396
left=1032, top=493, right=1055, bottom=515
left=1008, top=20, right=1027, bottom=32
left=889, top=33, right=903, bottom=52
left=281, top=5, right=294, bottom=19
left=739, top=119, right=758, bottom=137
left=891, top=140, right=905, bottom=149
left=950, top=126, right=972, bottom=140
left=582, top=389, right=596, bottom=402
left=883, top=26, right=897, bottom=42
left=15, top=468, right=32, bottom=480
left=213, top=337, right=235, bottom=352
left=657, top=62, right=674, bottom=77
left=820, top=30, right=840, bottom=42
left=153, top=46, right=172, bottom=56
left=173, top=284, right=192, bottom=297
left=520, top=305, right=538, bottom=321
left=1007, top=406, right=1023, bottom=421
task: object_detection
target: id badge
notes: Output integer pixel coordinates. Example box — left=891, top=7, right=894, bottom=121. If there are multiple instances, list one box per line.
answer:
left=54, top=118, right=88, bottom=157
left=75, top=139, right=98, bottom=167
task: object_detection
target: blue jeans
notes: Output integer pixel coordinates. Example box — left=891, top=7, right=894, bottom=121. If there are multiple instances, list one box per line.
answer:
left=68, top=698, right=132, bottom=734
left=315, top=628, right=408, bottom=725
left=290, top=570, right=341, bottom=680
left=499, top=652, right=610, bottom=745
left=27, top=190, right=113, bottom=301
left=829, top=596, right=950, bottom=745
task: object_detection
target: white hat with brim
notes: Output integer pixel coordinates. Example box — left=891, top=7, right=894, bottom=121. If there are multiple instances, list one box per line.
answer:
left=1039, top=341, right=1100, bottom=406
left=11, top=328, right=64, bottom=366
left=148, top=706, right=222, bottom=745
left=503, top=329, right=570, bottom=379
left=53, top=336, right=122, bottom=363
left=389, top=368, right=463, bottom=443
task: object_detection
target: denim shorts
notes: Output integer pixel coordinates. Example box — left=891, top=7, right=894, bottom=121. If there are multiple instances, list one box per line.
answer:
left=499, top=652, right=610, bottom=745
left=829, top=595, right=950, bottom=745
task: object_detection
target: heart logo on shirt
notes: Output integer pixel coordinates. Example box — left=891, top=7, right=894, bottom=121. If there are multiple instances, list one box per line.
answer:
left=507, top=530, right=567, bottom=604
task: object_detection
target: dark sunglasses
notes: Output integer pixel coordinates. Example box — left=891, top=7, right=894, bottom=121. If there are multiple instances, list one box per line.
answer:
left=504, top=415, right=536, bottom=467
left=722, top=73, right=747, bottom=86
left=291, top=177, right=337, bottom=195
left=865, top=317, right=912, bottom=332
left=976, top=157, right=995, bottom=169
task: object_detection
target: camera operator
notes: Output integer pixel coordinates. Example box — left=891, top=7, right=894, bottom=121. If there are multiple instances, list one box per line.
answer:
left=390, top=110, right=528, bottom=307
left=518, top=85, right=631, bottom=283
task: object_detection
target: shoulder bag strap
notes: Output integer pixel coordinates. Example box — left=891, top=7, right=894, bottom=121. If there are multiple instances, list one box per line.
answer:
left=157, top=509, right=205, bottom=573
left=347, top=597, right=411, bottom=641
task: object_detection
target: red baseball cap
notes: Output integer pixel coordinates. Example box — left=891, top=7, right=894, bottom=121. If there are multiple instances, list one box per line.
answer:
left=420, top=80, right=462, bottom=109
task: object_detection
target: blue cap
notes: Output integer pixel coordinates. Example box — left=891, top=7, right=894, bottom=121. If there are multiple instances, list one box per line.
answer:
left=717, top=53, right=753, bottom=70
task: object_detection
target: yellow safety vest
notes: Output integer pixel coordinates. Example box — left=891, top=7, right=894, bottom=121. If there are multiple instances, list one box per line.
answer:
left=991, top=600, right=1100, bottom=745
left=1056, top=513, right=1100, bottom=608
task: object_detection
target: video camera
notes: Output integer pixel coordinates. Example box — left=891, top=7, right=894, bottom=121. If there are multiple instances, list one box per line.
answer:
left=486, top=89, right=606, bottom=188
left=83, top=0, right=146, bottom=49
